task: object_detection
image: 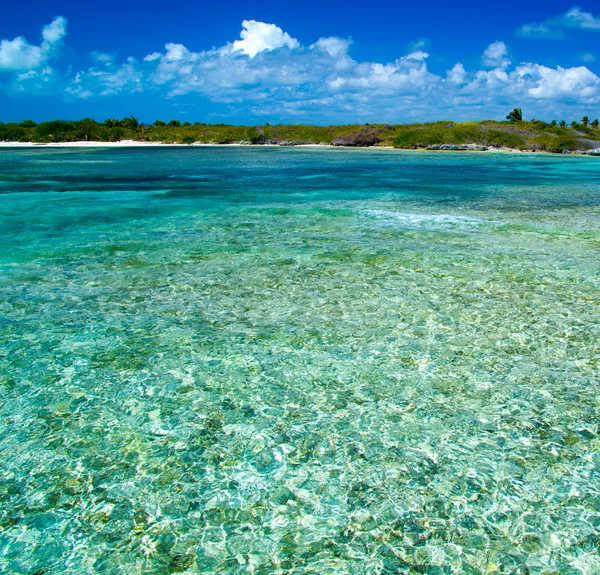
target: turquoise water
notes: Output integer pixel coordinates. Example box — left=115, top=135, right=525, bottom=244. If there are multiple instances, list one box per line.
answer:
left=1, top=147, right=600, bottom=575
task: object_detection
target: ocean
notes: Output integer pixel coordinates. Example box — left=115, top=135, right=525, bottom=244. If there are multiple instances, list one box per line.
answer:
left=1, top=146, right=600, bottom=574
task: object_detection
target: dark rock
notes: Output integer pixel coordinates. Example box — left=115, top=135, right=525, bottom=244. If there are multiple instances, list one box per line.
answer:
left=332, top=127, right=381, bottom=147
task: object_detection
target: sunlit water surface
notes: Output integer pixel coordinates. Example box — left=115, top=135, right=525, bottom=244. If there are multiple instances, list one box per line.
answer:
left=1, top=147, right=600, bottom=575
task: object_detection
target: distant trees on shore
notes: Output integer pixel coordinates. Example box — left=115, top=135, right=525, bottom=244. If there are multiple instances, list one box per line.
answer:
left=104, top=116, right=139, bottom=129
left=1, top=116, right=600, bottom=152
left=504, top=109, right=599, bottom=132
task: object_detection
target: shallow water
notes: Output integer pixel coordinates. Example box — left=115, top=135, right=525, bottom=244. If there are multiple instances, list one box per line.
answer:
left=1, top=147, right=600, bottom=574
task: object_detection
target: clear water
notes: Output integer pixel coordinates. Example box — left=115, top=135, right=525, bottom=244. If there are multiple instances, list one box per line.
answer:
left=1, top=147, right=600, bottom=575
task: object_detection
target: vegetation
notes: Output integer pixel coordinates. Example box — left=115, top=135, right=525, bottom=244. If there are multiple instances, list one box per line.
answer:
left=1, top=111, right=599, bottom=153
left=506, top=108, right=523, bottom=123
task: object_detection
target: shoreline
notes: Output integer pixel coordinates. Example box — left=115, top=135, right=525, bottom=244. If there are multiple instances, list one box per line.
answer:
left=0, top=139, right=598, bottom=156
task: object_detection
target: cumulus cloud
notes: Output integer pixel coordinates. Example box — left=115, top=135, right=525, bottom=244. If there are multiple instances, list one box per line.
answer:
left=66, top=57, right=143, bottom=98
left=461, top=63, right=600, bottom=110
left=405, top=51, right=429, bottom=61
left=447, top=63, right=467, bottom=86
left=3, top=17, right=600, bottom=122
left=42, top=17, right=67, bottom=43
left=0, top=16, right=66, bottom=71
left=310, top=37, right=351, bottom=58
left=523, top=64, right=600, bottom=99
left=232, top=20, right=299, bottom=58
left=517, top=6, right=600, bottom=38
left=482, top=41, right=510, bottom=68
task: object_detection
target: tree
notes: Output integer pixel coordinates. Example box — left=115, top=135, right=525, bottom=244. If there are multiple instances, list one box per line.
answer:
left=19, top=119, right=37, bottom=128
left=122, top=116, right=139, bottom=129
left=582, top=116, right=589, bottom=126
left=168, top=120, right=181, bottom=127
left=506, top=108, right=523, bottom=122
left=571, top=121, right=579, bottom=128
left=550, top=120, right=557, bottom=126
left=559, top=120, right=566, bottom=127
left=154, top=120, right=166, bottom=126
left=592, top=119, right=599, bottom=128
left=246, top=126, right=265, bottom=144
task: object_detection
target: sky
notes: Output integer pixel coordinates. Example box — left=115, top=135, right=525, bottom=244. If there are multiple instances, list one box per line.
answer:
left=1, top=0, right=599, bottom=124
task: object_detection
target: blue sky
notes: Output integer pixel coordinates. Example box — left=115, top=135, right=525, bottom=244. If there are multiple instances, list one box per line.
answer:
left=1, top=0, right=599, bottom=124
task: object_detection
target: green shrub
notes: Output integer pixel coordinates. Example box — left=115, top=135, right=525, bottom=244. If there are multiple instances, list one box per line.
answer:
left=246, top=126, right=265, bottom=144
left=484, top=130, right=526, bottom=149
left=393, top=128, right=444, bottom=147
left=556, top=136, right=583, bottom=150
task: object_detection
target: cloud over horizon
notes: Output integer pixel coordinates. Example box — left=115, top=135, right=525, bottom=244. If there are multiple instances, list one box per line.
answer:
left=0, top=16, right=66, bottom=71
left=1, top=15, right=599, bottom=123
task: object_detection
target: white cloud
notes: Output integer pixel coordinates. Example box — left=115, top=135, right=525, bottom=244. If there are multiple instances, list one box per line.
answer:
left=9, top=65, right=60, bottom=95
left=232, top=20, right=299, bottom=58
left=482, top=41, right=510, bottom=68
left=557, top=6, right=600, bottom=30
left=516, top=23, right=565, bottom=39
left=66, top=57, right=143, bottom=98
left=91, top=51, right=114, bottom=64
left=310, top=37, right=351, bottom=58
left=405, top=51, right=429, bottom=61
left=522, top=64, right=600, bottom=99
left=3, top=17, right=600, bottom=123
left=0, top=38, right=44, bottom=70
left=408, top=38, right=430, bottom=52
left=580, top=52, right=596, bottom=63
left=517, top=6, right=600, bottom=38
left=447, top=63, right=467, bottom=85
left=42, top=17, right=67, bottom=44
left=58, top=19, right=600, bottom=121
left=144, top=52, right=161, bottom=62
left=0, top=16, right=66, bottom=71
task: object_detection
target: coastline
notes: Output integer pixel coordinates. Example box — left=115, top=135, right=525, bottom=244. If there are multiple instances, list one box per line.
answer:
left=0, top=139, right=598, bottom=156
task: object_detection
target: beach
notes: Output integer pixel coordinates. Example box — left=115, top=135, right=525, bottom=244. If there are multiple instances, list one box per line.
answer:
left=2, top=140, right=598, bottom=156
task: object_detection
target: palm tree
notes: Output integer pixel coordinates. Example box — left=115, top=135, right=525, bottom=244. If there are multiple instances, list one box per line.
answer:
left=592, top=119, right=599, bottom=129
left=122, top=116, right=139, bottom=129
left=506, top=108, right=523, bottom=122
left=582, top=116, right=590, bottom=126
left=559, top=120, right=566, bottom=127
